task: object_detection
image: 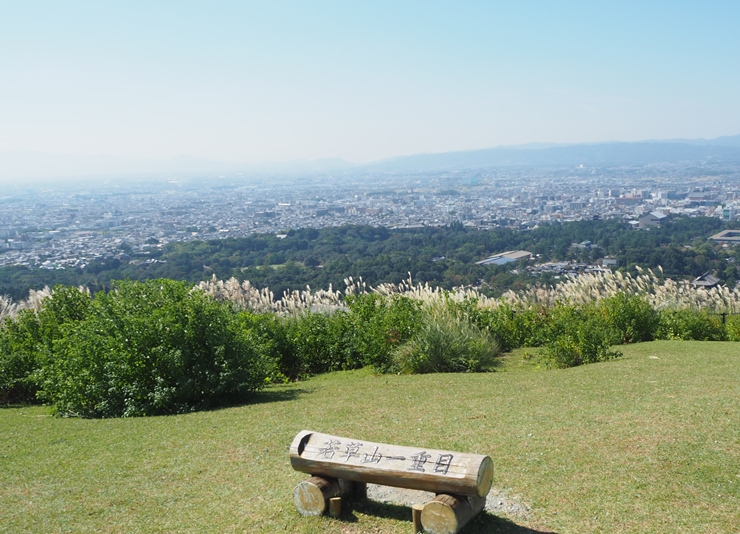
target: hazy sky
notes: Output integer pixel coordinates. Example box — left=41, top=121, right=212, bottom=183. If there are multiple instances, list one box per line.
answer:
left=1, top=1, right=739, bottom=165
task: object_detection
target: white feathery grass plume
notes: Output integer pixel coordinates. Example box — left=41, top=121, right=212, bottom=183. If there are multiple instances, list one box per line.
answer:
left=0, top=294, right=18, bottom=322
left=198, top=266, right=740, bottom=317
left=1, top=285, right=71, bottom=323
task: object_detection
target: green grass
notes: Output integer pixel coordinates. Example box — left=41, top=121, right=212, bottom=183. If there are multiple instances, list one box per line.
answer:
left=2, top=341, right=740, bottom=533
left=496, top=347, right=544, bottom=372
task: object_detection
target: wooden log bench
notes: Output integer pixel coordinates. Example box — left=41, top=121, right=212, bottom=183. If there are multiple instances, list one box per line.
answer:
left=289, top=430, right=494, bottom=534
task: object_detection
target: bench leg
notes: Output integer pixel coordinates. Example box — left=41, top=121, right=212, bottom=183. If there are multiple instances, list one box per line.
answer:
left=293, top=476, right=353, bottom=516
left=412, top=503, right=424, bottom=533
left=329, top=496, right=342, bottom=518
left=421, top=493, right=486, bottom=534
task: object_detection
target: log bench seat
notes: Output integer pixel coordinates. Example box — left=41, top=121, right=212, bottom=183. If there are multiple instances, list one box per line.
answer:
left=289, top=430, right=494, bottom=534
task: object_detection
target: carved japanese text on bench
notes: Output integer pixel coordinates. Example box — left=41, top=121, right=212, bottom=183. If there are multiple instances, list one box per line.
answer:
left=290, top=430, right=493, bottom=498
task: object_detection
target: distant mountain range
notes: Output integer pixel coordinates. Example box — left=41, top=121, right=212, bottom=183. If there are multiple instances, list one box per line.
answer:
left=361, top=135, right=740, bottom=172
left=2, top=135, right=740, bottom=182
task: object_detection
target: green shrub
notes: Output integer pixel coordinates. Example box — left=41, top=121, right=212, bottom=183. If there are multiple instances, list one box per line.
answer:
left=37, top=280, right=268, bottom=417
left=598, top=293, right=659, bottom=343
left=657, top=310, right=727, bottom=341
left=727, top=315, right=740, bottom=341
left=392, top=305, right=500, bottom=374
left=0, top=286, right=92, bottom=404
left=512, top=304, right=584, bottom=348
left=542, top=335, right=581, bottom=368
left=282, top=311, right=362, bottom=378
left=233, top=311, right=293, bottom=384
left=0, top=311, right=41, bottom=403
left=540, top=304, right=580, bottom=342
left=540, top=305, right=622, bottom=368
left=543, top=330, right=622, bottom=368
left=469, top=303, right=526, bottom=351
left=475, top=296, right=659, bottom=353
left=468, top=299, right=636, bottom=361
left=345, top=294, right=422, bottom=372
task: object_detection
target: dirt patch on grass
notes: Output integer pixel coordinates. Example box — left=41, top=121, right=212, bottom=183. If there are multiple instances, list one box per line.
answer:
left=366, top=483, right=532, bottom=519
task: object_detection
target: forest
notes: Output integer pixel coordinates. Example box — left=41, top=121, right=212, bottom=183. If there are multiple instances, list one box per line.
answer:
left=1, top=215, right=738, bottom=301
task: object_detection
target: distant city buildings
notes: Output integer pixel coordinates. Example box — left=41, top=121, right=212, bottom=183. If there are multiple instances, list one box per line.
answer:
left=476, top=250, right=533, bottom=266
left=2, top=160, right=740, bottom=270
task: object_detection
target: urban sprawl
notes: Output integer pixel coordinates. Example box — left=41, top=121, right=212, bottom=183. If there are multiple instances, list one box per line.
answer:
left=2, top=163, right=740, bottom=270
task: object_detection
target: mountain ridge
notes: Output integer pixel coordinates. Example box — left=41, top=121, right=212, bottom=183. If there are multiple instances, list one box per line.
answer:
left=2, top=135, right=739, bottom=181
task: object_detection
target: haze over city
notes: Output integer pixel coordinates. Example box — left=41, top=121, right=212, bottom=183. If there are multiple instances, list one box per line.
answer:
left=2, top=2, right=739, bottom=183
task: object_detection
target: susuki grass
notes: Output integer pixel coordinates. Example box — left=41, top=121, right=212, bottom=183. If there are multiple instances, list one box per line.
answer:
left=197, top=267, right=740, bottom=316
left=4, top=267, right=740, bottom=324
left=501, top=266, right=740, bottom=312
left=0, top=286, right=52, bottom=322
left=392, top=302, right=500, bottom=373
left=2, top=340, right=740, bottom=533
left=196, top=275, right=347, bottom=315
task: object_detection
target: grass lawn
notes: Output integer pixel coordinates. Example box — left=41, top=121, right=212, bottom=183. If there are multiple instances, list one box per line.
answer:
left=2, top=340, right=739, bottom=533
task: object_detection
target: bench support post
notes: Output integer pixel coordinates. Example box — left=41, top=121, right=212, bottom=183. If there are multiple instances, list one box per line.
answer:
left=421, top=493, right=486, bottom=534
left=329, top=496, right=342, bottom=518
left=293, top=475, right=353, bottom=516
left=412, top=503, right=424, bottom=533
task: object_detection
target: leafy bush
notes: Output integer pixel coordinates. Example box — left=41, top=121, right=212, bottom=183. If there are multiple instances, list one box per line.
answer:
left=540, top=305, right=622, bottom=368
left=726, top=315, right=740, bottom=342
left=233, top=311, right=292, bottom=384
left=657, top=310, right=727, bottom=341
left=598, top=293, right=659, bottom=343
left=37, top=280, right=268, bottom=417
left=516, top=306, right=563, bottom=347
left=543, top=330, right=622, bottom=368
left=0, top=312, right=41, bottom=403
left=538, top=304, right=582, bottom=343
left=345, top=294, right=422, bottom=372
left=281, top=311, right=362, bottom=378
left=467, top=302, right=530, bottom=352
left=486, top=303, right=585, bottom=349
left=392, top=305, right=500, bottom=374
left=469, top=299, right=627, bottom=368
left=0, top=286, right=91, bottom=404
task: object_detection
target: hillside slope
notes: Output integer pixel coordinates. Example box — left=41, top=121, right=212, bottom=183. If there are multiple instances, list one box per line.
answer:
left=1, top=340, right=738, bottom=533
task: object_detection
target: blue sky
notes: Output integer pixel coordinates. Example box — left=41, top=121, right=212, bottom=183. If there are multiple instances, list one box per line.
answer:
left=1, top=1, right=739, bottom=165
